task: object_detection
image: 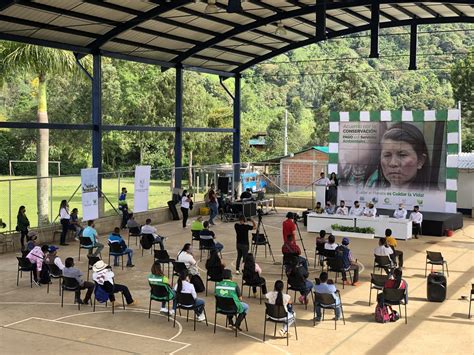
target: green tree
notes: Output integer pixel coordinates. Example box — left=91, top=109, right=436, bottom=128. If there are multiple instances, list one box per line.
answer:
left=0, top=43, right=89, bottom=225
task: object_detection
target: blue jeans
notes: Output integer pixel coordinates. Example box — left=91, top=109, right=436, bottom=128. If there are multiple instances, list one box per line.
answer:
left=173, top=297, right=205, bottom=316
left=161, top=290, right=176, bottom=309
left=114, top=248, right=133, bottom=266
left=315, top=295, right=341, bottom=318
left=300, top=280, right=313, bottom=296
left=209, top=202, right=218, bottom=224
left=214, top=242, right=224, bottom=252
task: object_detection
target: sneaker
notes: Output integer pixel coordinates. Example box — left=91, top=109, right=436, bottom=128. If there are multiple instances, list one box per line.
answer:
left=74, top=237, right=79, bottom=241
left=33, top=280, right=41, bottom=287
left=197, top=314, right=206, bottom=322
left=333, top=316, right=342, bottom=321
left=160, top=307, right=169, bottom=313
left=127, top=300, right=139, bottom=307
left=75, top=298, right=84, bottom=305
left=314, top=317, right=322, bottom=322
left=279, top=329, right=287, bottom=337
left=169, top=309, right=175, bottom=315
left=60, top=243, right=69, bottom=246
left=298, top=295, right=305, bottom=304
left=253, top=292, right=258, bottom=298
left=235, top=270, right=240, bottom=275
left=126, top=264, right=135, bottom=268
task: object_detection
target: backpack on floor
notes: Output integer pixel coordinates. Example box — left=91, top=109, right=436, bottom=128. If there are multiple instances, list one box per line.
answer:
left=375, top=303, right=390, bottom=323
left=389, top=309, right=400, bottom=322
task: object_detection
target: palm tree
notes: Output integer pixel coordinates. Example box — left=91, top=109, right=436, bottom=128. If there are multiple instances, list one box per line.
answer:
left=1, top=42, right=90, bottom=225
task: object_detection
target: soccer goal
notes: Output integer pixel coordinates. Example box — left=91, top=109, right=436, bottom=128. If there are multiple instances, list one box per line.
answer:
left=9, top=160, right=61, bottom=176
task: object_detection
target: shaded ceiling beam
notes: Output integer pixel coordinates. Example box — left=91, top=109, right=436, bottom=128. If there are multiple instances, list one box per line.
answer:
left=370, top=0, right=380, bottom=58
left=414, top=3, right=441, bottom=17
left=287, top=0, right=354, bottom=29
left=87, top=0, right=192, bottom=51
left=0, top=0, right=20, bottom=12
left=343, top=8, right=371, bottom=23
left=389, top=3, right=418, bottom=18
left=316, top=0, right=327, bottom=40
left=233, top=15, right=474, bottom=73
left=444, top=4, right=465, bottom=17
left=409, top=23, right=418, bottom=70
left=17, top=1, right=258, bottom=59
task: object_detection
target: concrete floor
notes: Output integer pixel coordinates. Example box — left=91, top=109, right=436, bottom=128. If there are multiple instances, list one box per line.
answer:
left=0, top=210, right=473, bottom=354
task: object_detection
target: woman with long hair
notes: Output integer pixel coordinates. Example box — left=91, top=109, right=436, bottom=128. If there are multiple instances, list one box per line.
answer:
left=205, top=249, right=225, bottom=281
left=207, top=189, right=218, bottom=226
left=177, top=243, right=199, bottom=276
left=265, top=280, right=295, bottom=336
left=180, top=190, right=191, bottom=228
left=58, top=199, right=70, bottom=246
left=286, top=255, right=312, bottom=304
left=173, top=271, right=206, bottom=322
left=242, top=253, right=268, bottom=296
left=17, top=205, right=30, bottom=250
left=327, top=172, right=338, bottom=205
left=148, top=261, right=175, bottom=315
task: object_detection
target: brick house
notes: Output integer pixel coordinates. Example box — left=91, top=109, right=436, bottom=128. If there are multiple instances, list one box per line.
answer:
left=280, top=146, right=329, bottom=192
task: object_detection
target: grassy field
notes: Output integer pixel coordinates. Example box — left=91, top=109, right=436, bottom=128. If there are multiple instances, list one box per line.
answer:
left=0, top=176, right=205, bottom=229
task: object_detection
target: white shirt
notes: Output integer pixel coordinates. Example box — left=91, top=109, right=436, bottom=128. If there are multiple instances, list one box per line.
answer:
left=93, top=269, right=115, bottom=285
left=363, top=207, right=377, bottom=217
left=336, top=206, right=348, bottom=215
left=173, top=280, right=197, bottom=299
left=374, top=245, right=394, bottom=256
left=315, top=177, right=330, bottom=186
left=177, top=251, right=199, bottom=275
left=181, top=196, right=190, bottom=209
left=141, top=224, right=158, bottom=238
left=265, top=291, right=291, bottom=312
left=393, top=208, right=407, bottom=219
left=324, top=242, right=338, bottom=250
left=59, top=207, right=70, bottom=220
left=409, top=211, right=423, bottom=224
left=349, top=206, right=364, bottom=216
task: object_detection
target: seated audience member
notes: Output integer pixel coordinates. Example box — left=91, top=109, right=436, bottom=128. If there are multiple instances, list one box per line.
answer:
left=265, top=280, right=295, bottom=336
left=215, top=269, right=249, bottom=331
left=314, top=202, right=324, bottom=214
left=377, top=268, right=408, bottom=305
left=282, top=234, right=308, bottom=271
left=45, top=245, right=65, bottom=271
left=177, top=243, right=199, bottom=276
left=141, top=218, right=165, bottom=250
left=69, top=208, right=83, bottom=240
left=316, top=230, right=327, bottom=254
left=393, top=203, right=407, bottom=219
left=335, top=238, right=359, bottom=285
left=325, top=202, right=335, bottom=215
left=126, top=213, right=141, bottom=233
left=385, top=229, right=404, bottom=268
left=286, top=256, right=312, bottom=304
left=240, top=188, right=252, bottom=200
left=373, top=238, right=394, bottom=274
left=409, top=205, right=423, bottom=239
left=82, top=220, right=104, bottom=257
left=25, top=231, right=38, bottom=252
left=363, top=202, right=377, bottom=217
left=107, top=227, right=134, bottom=268
left=324, top=234, right=338, bottom=252
left=26, top=244, right=49, bottom=285
left=92, top=260, right=137, bottom=306
left=148, top=261, right=175, bottom=315
left=205, top=249, right=225, bottom=281
left=314, top=272, right=341, bottom=322
left=63, top=257, right=94, bottom=304
left=349, top=200, right=364, bottom=216
left=199, top=221, right=224, bottom=252
left=242, top=253, right=268, bottom=296
left=191, top=216, right=204, bottom=232
left=173, top=271, right=206, bottom=322
left=335, top=200, right=349, bottom=215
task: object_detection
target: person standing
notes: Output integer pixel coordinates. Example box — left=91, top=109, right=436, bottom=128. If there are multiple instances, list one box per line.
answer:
left=282, top=212, right=296, bottom=244
left=393, top=203, right=407, bottom=219
left=59, top=200, right=70, bottom=246
left=180, top=190, right=191, bottom=228
left=118, top=187, right=129, bottom=229
left=327, top=172, right=338, bottom=205
left=207, top=189, right=218, bottom=226
left=234, top=215, right=256, bottom=275
left=16, top=205, right=30, bottom=251
left=409, top=205, right=423, bottom=239
left=314, top=172, right=330, bottom=205
left=63, top=257, right=94, bottom=304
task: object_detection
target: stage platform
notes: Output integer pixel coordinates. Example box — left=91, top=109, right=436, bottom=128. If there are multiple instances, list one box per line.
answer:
left=377, top=209, right=464, bottom=237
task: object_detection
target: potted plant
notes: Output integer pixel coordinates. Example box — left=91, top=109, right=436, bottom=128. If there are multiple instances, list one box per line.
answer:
left=330, top=224, right=375, bottom=239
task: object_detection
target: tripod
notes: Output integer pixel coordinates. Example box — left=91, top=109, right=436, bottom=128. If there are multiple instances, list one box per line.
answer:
left=251, top=212, right=276, bottom=263
left=293, top=216, right=308, bottom=260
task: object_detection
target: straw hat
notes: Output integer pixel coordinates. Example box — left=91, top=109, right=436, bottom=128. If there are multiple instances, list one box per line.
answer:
left=92, top=260, right=108, bottom=272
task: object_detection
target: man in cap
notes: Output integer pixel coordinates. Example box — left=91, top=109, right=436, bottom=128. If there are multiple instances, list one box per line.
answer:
left=92, top=260, right=137, bottom=306
left=336, top=237, right=359, bottom=285
left=45, top=245, right=65, bottom=271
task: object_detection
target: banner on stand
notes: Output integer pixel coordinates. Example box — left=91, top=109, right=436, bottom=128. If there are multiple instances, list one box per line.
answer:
left=134, top=165, right=151, bottom=213
left=81, top=168, right=99, bottom=221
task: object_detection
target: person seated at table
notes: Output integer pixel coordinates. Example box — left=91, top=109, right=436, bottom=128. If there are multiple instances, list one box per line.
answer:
left=335, top=200, right=348, bottom=215
left=314, top=272, right=341, bottom=322
left=141, top=219, right=165, bottom=250
left=265, top=280, right=295, bottom=337
left=373, top=237, right=394, bottom=274
left=335, top=237, right=359, bottom=285
left=286, top=255, right=312, bottom=305
left=363, top=202, right=377, bottom=218
left=349, top=200, right=364, bottom=216
left=324, top=234, right=338, bottom=252
left=240, top=188, right=253, bottom=200
left=409, top=205, right=423, bottom=239
left=385, top=229, right=404, bottom=268
left=393, top=203, right=407, bottom=219
left=205, top=249, right=225, bottom=281
left=314, top=201, right=324, bottom=214
left=282, top=234, right=308, bottom=271
left=191, top=216, right=204, bottom=232
left=325, top=202, right=335, bottom=215
left=107, top=227, right=134, bottom=268
left=199, top=221, right=224, bottom=252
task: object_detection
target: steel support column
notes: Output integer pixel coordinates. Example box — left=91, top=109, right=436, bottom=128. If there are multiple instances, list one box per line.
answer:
left=316, top=0, right=327, bottom=41
left=92, top=53, right=102, bottom=189
left=370, top=0, right=380, bottom=58
left=174, top=65, right=183, bottom=189
left=233, top=73, right=241, bottom=194
left=409, top=23, right=418, bottom=70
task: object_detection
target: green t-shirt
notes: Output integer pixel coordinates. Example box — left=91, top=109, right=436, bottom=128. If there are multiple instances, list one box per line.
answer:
left=191, top=221, right=204, bottom=231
